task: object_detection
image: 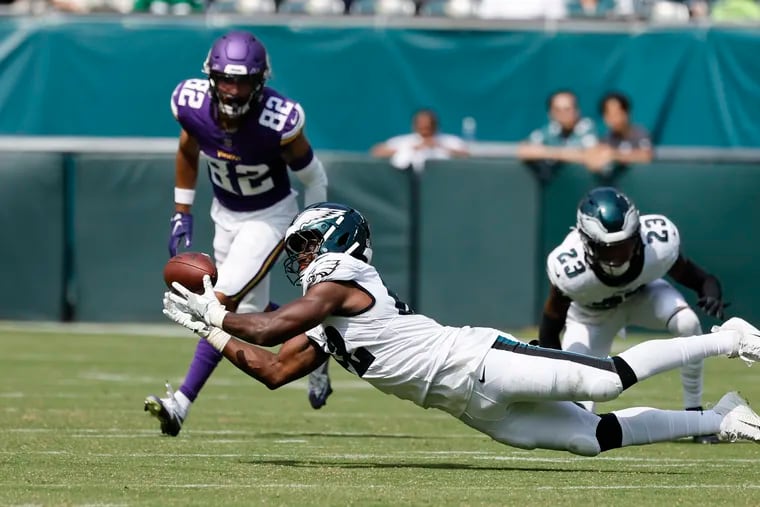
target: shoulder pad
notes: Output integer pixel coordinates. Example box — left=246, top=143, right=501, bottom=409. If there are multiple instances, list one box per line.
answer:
left=257, top=89, right=305, bottom=143
left=170, top=78, right=211, bottom=127
left=546, top=232, right=590, bottom=294
left=281, top=103, right=305, bottom=145
left=302, top=253, right=359, bottom=290
left=640, top=214, right=680, bottom=263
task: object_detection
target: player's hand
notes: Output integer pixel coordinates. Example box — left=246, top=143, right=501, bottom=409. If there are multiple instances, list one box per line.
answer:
left=168, top=212, right=193, bottom=257
left=169, top=275, right=228, bottom=327
left=697, top=296, right=727, bottom=320
left=162, top=293, right=211, bottom=337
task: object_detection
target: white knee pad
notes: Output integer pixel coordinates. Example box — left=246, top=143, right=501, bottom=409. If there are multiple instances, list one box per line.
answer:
left=567, top=434, right=602, bottom=457
left=667, top=308, right=702, bottom=337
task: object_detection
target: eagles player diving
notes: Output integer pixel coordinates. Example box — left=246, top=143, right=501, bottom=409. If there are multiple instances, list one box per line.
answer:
left=162, top=202, right=760, bottom=457
left=540, top=187, right=726, bottom=443
left=145, top=31, right=332, bottom=437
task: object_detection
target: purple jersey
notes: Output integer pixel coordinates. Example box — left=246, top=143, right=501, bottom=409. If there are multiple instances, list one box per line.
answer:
left=171, top=79, right=306, bottom=212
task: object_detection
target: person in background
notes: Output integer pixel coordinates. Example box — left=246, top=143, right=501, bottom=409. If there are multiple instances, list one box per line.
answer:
left=566, top=0, right=616, bottom=18
left=584, top=92, right=653, bottom=174
left=370, top=109, right=469, bottom=172
left=517, top=90, right=598, bottom=178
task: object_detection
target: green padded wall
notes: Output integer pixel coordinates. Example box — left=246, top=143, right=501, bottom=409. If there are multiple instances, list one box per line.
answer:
left=418, top=159, right=540, bottom=329
left=0, top=153, right=64, bottom=320
left=72, top=154, right=214, bottom=322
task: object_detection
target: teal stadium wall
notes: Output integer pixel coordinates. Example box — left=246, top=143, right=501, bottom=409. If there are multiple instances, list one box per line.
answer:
left=0, top=18, right=759, bottom=147
left=2, top=153, right=758, bottom=332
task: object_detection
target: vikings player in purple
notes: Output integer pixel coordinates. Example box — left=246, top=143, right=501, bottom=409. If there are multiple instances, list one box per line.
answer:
left=145, top=31, right=331, bottom=436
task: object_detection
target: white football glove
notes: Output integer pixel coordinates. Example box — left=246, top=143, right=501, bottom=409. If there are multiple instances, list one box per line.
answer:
left=168, top=274, right=229, bottom=328
left=162, top=293, right=211, bottom=338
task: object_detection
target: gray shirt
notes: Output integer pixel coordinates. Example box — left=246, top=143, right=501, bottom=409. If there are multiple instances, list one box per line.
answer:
left=602, top=125, right=652, bottom=152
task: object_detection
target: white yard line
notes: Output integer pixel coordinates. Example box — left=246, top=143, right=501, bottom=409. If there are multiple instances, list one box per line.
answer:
left=3, top=483, right=760, bottom=491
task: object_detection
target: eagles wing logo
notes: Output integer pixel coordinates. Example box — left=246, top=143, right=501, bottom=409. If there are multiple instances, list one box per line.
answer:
left=292, top=208, right=346, bottom=230
left=305, top=258, right=341, bottom=287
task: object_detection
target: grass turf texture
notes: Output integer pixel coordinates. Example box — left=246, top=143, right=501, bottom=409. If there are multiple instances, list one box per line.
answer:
left=2, top=323, right=760, bottom=506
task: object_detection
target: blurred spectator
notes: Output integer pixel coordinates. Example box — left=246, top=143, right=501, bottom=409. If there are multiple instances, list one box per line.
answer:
left=517, top=90, right=598, bottom=178
left=649, top=0, right=691, bottom=21
left=279, top=0, right=343, bottom=13
left=711, top=0, right=760, bottom=20
left=585, top=91, right=653, bottom=174
left=350, top=0, right=416, bottom=15
left=566, top=0, right=616, bottom=17
left=371, top=109, right=469, bottom=172
left=133, top=0, right=203, bottom=13
left=477, top=0, right=566, bottom=19
left=51, top=0, right=133, bottom=11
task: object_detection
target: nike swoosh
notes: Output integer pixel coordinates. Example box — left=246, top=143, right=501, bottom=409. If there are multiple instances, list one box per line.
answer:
left=172, top=221, right=183, bottom=235
left=478, top=365, right=486, bottom=383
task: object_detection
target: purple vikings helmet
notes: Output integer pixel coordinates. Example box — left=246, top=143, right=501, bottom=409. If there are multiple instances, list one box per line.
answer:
left=202, top=31, right=271, bottom=120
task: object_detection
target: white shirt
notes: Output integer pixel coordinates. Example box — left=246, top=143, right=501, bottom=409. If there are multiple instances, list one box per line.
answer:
left=478, top=0, right=567, bottom=19
left=384, top=133, right=468, bottom=172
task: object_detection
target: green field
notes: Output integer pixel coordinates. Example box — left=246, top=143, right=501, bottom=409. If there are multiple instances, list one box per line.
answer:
left=2, top=322, right=760, bottom=506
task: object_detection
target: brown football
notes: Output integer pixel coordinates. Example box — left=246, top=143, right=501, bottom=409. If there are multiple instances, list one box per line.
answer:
left=163, top=252, right=218, bottom=294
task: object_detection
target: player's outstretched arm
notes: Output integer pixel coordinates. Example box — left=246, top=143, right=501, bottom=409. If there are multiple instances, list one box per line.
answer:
left=538, top=284, right=571, bottom=349
left=222, top=333, right=328, bottom=389
left=668, top=253, right=726, bottom=319
left=221, top=281, right=352, bottom=347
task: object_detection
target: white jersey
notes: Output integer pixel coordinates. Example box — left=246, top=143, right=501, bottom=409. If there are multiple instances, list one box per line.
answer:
left=302, top=252, right=497, bottom=417
left=547, top=214, right=680, bottom=310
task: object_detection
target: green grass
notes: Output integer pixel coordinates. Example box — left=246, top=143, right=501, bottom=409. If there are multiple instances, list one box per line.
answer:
left=2, top=323, right=760, bottom=506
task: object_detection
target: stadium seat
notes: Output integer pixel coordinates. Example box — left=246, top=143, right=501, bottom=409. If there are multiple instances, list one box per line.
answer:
left=419, top=0, right=477, bottom=17
left=278, top=0, right=344, bottom=14
left=349, top=0, right=416, bottom=15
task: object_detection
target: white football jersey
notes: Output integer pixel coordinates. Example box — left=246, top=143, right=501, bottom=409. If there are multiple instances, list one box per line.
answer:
left=302, top=252, right=497, bottom=416
left=547, top=214, right=680, bottom=309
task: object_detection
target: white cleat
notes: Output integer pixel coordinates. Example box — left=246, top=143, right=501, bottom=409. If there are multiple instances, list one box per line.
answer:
left=713, top=317, right=760, bottom=366
left=144, top=382, right=185, bottom=437
left=714, top=391, right=760, bottom=443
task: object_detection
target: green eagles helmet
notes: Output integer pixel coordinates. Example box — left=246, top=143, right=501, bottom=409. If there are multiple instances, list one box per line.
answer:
left=284, top=202, right=373, bottom=285
left=576, top=187, right=642, bottom=277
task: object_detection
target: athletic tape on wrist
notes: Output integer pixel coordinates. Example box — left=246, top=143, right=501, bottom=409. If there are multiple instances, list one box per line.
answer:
left=207, top=307, right=229, bottom=329
left=205, top=328, right=232, bottom=353
left=174, top=187, right=196, bottom=205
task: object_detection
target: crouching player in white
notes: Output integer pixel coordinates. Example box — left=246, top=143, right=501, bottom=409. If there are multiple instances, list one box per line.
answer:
left=162, top=202, right=760, bottom=456
left=540, top=187, right=727, bottom=443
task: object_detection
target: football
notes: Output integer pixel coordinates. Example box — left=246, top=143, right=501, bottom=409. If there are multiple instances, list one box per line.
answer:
left=163, top=252, right=218, bottom=294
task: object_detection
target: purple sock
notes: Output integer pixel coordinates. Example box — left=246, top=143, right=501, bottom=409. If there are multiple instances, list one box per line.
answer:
left=179, top=338, right=223, bottom=402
